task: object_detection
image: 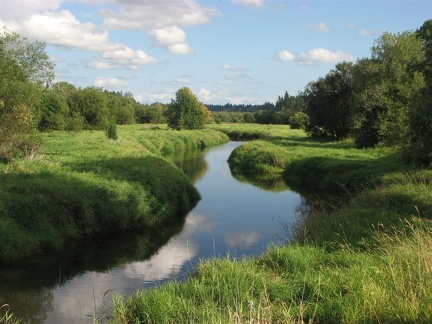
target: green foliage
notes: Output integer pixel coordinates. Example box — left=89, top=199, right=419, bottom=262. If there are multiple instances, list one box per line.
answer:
left=111, top=222, right=432, bottom=323
left=38, top=90, right=69, bottom=131
left=135, top=102, right=167, bottom=124
left=166, top=87, right=207, bottom=130
left=0, top=28, right=52, bottom=162
left=289, top=111, right=309, bottom=130
left=0, top=305, right=21, bottom=324
left=305, top=62, right=353, bottom=140
left=351, top=31, right=425, bottom=149
left=106, top=122, right=118, bottom=140
left=408, top=19, right=432, bottom=166
left=0, top=27, right=54, bottom=85
left=69, top=87, right=109, bottom=129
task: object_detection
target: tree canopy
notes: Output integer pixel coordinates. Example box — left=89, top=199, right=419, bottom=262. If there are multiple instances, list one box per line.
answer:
left=0, top=28, right=53, bottom=162
left=301, top=19, right=432, bottom=166
left=166, top=87, right=209, bottom=130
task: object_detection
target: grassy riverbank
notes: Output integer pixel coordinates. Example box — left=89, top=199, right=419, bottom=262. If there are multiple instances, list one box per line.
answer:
left=109, top=124, right=432, bottom=323
left=0, top=125, right=228, bottom=263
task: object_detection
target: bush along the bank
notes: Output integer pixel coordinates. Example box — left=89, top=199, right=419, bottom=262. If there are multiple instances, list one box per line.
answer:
left=0, top=155, right=199, bottom=263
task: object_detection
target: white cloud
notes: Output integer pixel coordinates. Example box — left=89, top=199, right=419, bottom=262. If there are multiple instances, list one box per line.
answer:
left=135, top=91, right=174, bottom=104
left=0, top=0, right=62, bottom=21
left=102, top=0, right=219, bottom=30
left=199, top=88, right=216, bottom=102
left=11, top=10, right=113, bottom=51
left=230, top=0, right=265, bottom=8
left=358, top=28, right=371, bottom=36
left=347, top=23, right=356, bottom=30
left=151, top=26, right=193, bottom=55
left=152, top=76, right=193, bottom=86
left=278, top=51, right=296, bottom=62
left=308, top=22, right=332, bottom=32
left=89, top=46, right=157, bottom=70
left=224, top=231, right=259, bottom=249
left=278, top=48, right=356, bottom=65
left=94, top=77, right=129, bottom=88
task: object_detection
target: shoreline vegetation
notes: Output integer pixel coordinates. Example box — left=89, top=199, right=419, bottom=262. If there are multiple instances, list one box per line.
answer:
left=0, top=125, right=229, bottom=264
left=108, top=124, right=432, bottom=323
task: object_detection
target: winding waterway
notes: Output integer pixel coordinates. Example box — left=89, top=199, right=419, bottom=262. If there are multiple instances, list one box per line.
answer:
left=0, top=142, right=306, bottom=323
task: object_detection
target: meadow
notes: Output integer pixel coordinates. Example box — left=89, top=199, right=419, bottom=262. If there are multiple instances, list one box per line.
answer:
left=109, top=124, right=432, bottom=323
left=0, top=124, right=228, bottom=263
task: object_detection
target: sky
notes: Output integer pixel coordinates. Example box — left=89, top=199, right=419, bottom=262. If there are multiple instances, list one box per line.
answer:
left=0, top=0, right=431, bottom=105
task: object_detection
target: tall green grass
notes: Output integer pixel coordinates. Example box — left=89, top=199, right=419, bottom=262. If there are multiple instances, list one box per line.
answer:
left=0, top=125, right=228, bottom=263
left=109, top=221, right=432, bottom=323
left=108, top=124, right=432, bottom=323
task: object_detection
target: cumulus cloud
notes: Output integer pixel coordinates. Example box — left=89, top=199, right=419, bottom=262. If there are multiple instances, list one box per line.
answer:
left=151, top=26, right=193, bottom=55
left=18, top=10, right=113, bottom=51
left=88, top=46, right=157, bottom=70
left=278, top=51, right=295, bottom=62
left=102, top=0, right=219, bottom=30
left=1, top=0, right=215, bottom=60
left=0, top=0, right=61, bottom=22
left=230, top=0, right=265, bottom=8
left=102, top=0, right=219, bottom=55
left=308, top=22, right=332, bottom=32
left=278, top=48, right=355, bottom=65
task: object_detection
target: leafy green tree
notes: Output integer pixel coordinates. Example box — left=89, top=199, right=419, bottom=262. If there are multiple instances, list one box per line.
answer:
left=38, top=90, right=69, bottom=131
left=243, top=112, right=255, bottom=123
left=166, top=87, right=207, bottom=130
left=69, top=87, right=109, bottom=129
left=136, top=103, right=167, bottom=124
left=304, top=62, right=353, bottom=140
left=0, top=27, right=54, bottom=85
left=289, top=112, right=310, bottom=130
left=0, top=28, right=53, bottom=161
left=351, top=31, right=425, bottom=148
left=408, top=19, right=432, bottom=165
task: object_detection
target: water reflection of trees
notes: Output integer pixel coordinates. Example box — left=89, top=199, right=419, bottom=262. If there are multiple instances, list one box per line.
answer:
left=229, top=168, right=290, bottom=192
left=170, top=150, right=209, bottom=184
left=0, top=289, right=53, bottom=324
left=0, top=219, right=185, bottom=322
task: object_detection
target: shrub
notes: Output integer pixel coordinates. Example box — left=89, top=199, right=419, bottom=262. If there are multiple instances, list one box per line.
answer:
left=106, top=122, right=118, bottom=140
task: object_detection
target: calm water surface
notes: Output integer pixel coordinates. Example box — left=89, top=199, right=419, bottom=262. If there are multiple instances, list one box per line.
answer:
left=0, top=142, right=305, bottom=323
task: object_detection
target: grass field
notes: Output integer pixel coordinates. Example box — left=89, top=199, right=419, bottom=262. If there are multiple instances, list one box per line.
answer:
left=0, top=125, right=228, bottom=263
left=109, top=124, right=432, bottom=323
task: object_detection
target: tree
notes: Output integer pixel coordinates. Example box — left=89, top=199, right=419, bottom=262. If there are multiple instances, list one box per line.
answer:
left=351, top=31, right=425, bottom=148
left=0, top=28, right=54, bottom=161
left=166, top=87, right=207, bottom=130
left=304, top=62, right=353, bottom=140
left=289, top=112, right=309, bottom=130
left=38, top=90, right=69, bottom=131
left=69, top=87, right=109, bottom=129
left=0, top=27, right=54, bottom=86
left=408, top=19, right=432, bottom=165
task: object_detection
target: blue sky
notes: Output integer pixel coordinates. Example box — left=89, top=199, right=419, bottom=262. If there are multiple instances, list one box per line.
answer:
left=1, top=0, right=431, bottom=104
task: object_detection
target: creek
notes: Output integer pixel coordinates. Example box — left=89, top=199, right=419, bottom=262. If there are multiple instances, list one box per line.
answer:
left=0, top=141, right=306, bottom=323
